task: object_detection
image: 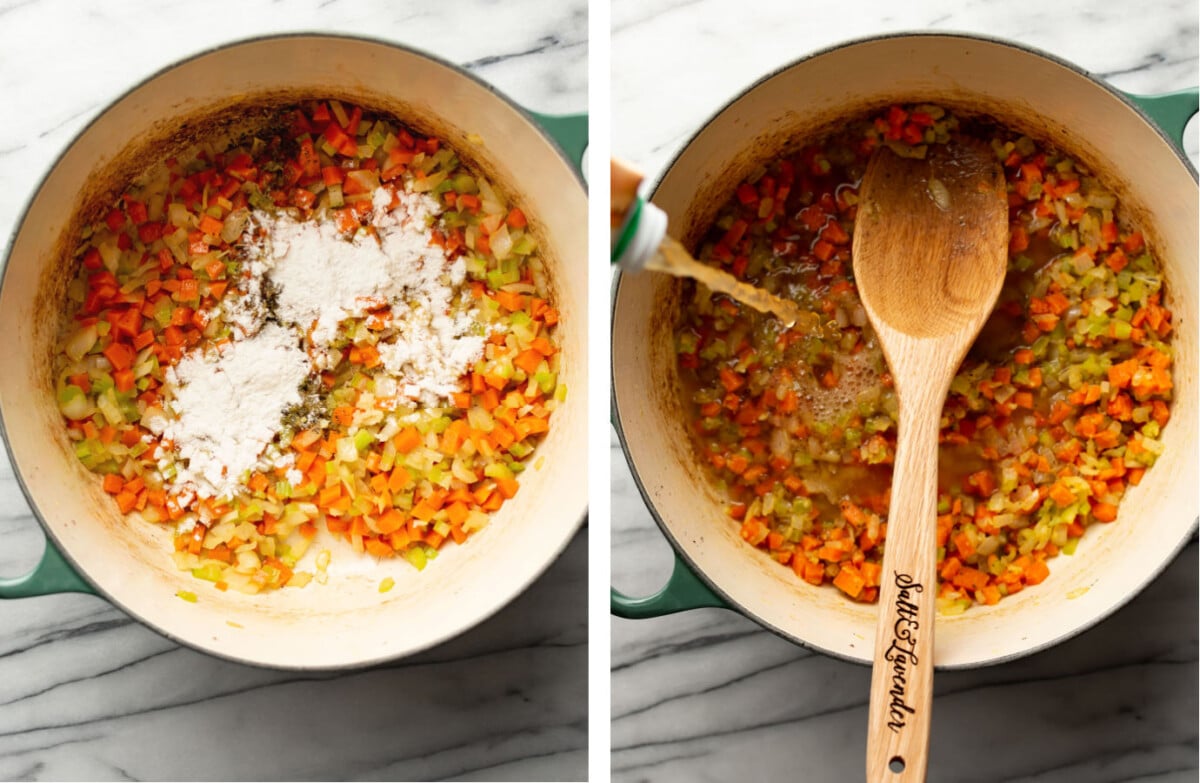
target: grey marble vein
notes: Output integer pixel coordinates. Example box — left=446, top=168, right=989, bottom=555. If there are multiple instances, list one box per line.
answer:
left=612, top=2, right=1198, bottom=781
left=0, top=1, right=587, bottom=781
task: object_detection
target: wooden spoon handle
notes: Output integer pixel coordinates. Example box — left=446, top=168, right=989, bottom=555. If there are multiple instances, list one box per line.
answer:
left=866, top=387, right=941, bottom=782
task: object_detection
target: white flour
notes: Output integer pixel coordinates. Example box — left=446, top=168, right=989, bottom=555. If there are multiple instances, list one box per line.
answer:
left=157, top=185, right=486, bottom=502
left=159, top=323, right=310, bottom=500
left=247, top=188, right=485, bottom=404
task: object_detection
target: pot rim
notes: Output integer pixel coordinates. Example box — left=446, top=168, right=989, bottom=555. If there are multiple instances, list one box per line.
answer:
left=0, top=31, right=587, bottom=671
left=612, top=30, right=1198, bottom=670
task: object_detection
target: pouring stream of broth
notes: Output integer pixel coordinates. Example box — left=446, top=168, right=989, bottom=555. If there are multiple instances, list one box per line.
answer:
left=611, top=158, right=819, bottom=330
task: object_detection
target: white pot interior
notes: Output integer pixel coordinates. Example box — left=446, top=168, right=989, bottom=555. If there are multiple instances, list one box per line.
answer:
left=0, top=36, right=587, bottom=669
left=613, top=35, right=1197, bottom=667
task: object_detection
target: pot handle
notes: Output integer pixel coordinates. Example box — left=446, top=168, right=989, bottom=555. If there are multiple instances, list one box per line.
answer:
left=611, top=553, right=728, bottom=618
left=1125, top=88, right=1199, bottom=150
left=529, top=111, right=588, bottom=175
left=0, top=536, right=94, bottom=598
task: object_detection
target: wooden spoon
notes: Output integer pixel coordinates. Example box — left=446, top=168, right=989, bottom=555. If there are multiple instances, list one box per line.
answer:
left=852, top=139, right=1007, bottom=782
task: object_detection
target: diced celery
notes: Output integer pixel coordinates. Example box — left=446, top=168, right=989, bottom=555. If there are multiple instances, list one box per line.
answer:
left=192, top=563, right=224, bottom=582
left=534, top=370, right=556, bottom=395
left=97, top=390, right=124, bottom=426
left=512, top=234, right=538, bottom=255
left=484, top=462, right=514, bottom=481
left=153, top=298, right=174, bottom=327
left=452, top=174, right=477, bottom=193
left=405, top=546, right=427, bottom=571
left=57, top=385, right=93, bottom=420
left=327, top=182, right=344, bottom=208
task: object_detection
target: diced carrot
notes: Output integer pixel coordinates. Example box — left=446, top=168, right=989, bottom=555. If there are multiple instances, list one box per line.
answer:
left=515, top=415, right=550, bottom=438
left=833, top=565, right=865, bottom=598
left=513, top=349, right=544, bottom=375
left=375, top=509, right=406, bottom=535
left=1024, top=559, right=1051, bottom=585
left=953, top=531, right=976, bottom=559
left=952, top=566, right=989, bottom=592
left=445, top=502, right=470, bottom=527
left=495, top=476, right=520, bottom=499
left=115, top=491, right=138, bottom=514
left=493, top=290, right=525, bottom=312
left=1055, top=439, right=1082, bottom=463
left=365, top=539, right=394, bottom=559
left=1122, top=231, right=1145, bottom=253
left=1009, top=225, right=1029, bottom=253
left=198, top=214, right=224, bottom=236
left=817, top=544, right=846, bottom=563
left=387, top=466, right=411, bottom=492
left=411, top=500, right=438, bottom=521
left=963, top=470, right=996, bottom=497
left=388, top=530, right=413, bottom=550
left=1107, top=359, right=1138, bottom=390
left=317, top=484, right=342, bottom=507
left=102, top=341, right=135, bottom=371
left=102, top=474, right=124, bottom=494
left=393, top=427, right=423, bottom=453
left=113, top=369, right=135, bottom=393
left=481, top=491, right=504, bottom=512
left=839, top=500, right=868, bottom=527
left=1048, top=481, right=1076, bottom=508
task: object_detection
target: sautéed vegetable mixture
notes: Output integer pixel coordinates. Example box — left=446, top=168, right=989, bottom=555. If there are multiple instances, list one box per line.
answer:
left=55, top=100, right=563, bottom=594
left=676, top=104, right=1173, bottom=613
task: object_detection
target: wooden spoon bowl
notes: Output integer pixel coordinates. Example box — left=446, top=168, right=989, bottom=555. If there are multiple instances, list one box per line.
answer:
left=852, top=139, right=1007, bottom=782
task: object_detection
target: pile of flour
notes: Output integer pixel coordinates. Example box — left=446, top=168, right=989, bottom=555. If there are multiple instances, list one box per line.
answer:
left=151, top=323, right=309, bottom=500
left=156, top=186, right=485, bottom=501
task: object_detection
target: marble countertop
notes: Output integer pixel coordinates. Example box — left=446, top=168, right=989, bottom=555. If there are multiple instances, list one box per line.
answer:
left=611, top=1, right=1198, bottom=782
left=0, top=1, right=586, bottom=781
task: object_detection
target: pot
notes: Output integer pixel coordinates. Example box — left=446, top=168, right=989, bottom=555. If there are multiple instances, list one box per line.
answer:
left=612, top=33, right=1197, bottom=668
left=0, top=34, right=588, bottom=670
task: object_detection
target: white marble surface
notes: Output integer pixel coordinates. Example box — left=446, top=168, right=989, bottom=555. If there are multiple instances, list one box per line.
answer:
left=611, top=1, right=1198, bottom=781
left=0, top=1, right=587, bottom=781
